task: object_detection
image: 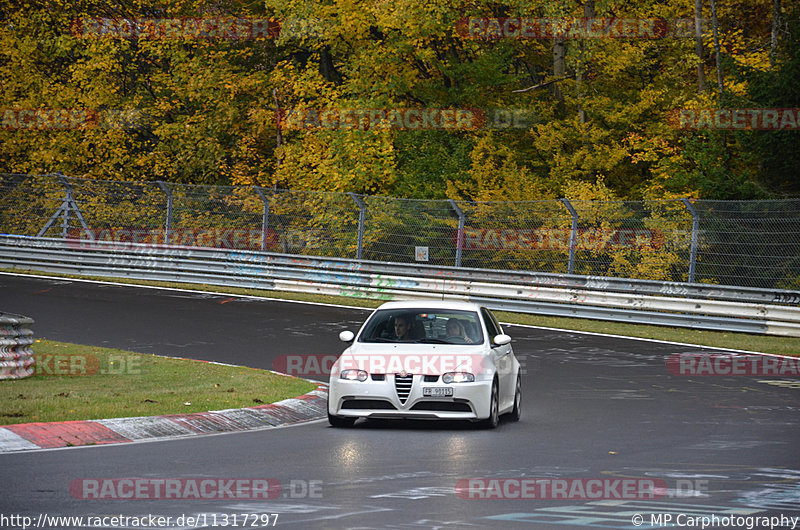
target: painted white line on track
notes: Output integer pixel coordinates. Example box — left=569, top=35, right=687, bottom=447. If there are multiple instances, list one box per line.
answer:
left=501, top=322, right=792, bottom=358
left=0, top=271, right=375, bottom=312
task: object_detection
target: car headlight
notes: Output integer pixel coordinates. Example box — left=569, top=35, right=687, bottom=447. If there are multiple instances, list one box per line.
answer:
left=340, top=369, right=368, bottom=382
left=442, top=372, right=475, bottom=383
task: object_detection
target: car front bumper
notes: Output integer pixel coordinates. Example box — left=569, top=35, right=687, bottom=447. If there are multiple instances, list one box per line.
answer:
left=328, top=375, right=493, bottom=421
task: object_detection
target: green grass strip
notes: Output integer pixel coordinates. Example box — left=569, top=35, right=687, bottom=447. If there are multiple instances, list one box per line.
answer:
left=0, top=340, right=316, bottom=425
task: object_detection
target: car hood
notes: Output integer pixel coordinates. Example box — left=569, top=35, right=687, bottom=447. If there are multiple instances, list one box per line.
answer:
left=336, top=342, right=488, bottom=375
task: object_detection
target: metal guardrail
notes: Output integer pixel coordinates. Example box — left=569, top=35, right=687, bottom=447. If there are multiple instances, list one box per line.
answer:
left=0, top=312, right=35, bottom=380
left=4, top=173, right=800, bottom=290
left=2, top=235, right=800, bottom=337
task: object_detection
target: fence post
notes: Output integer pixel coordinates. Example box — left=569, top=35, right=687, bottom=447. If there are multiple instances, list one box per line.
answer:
left=37, top=173, right=94, bottom=240
left=348, top=193, right=366, bottom=260
left=681, top=198, right=699, bottom=283
left=449, top=199, right=465, bottom=268
left=254, top=187, right=271, bottom=252
left=157, top=181, right=173, bottom=245
left=60, top=176, right=70, bottom=239
left=560, top=198, right=578, bottom=275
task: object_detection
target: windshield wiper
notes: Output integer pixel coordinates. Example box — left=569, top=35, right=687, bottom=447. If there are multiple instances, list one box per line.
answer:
left=414, top=338, right=450, bottom=344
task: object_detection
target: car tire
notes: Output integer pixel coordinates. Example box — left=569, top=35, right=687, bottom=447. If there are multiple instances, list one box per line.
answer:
left=508, top=374, right=521, bottom=422
left=328, top=412, right=356, bottom=428
left=479, top=381, right=500, bottom=429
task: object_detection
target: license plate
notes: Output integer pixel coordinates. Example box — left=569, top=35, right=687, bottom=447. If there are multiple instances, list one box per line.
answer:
left=423, top=387, right=453, bottom=397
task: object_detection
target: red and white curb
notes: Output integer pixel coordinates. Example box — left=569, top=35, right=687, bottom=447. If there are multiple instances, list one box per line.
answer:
left=0, top=384, right=328, bottom=452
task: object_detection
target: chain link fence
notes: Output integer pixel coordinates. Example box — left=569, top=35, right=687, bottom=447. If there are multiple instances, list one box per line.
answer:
left=2, top=173, right=799, bottom=289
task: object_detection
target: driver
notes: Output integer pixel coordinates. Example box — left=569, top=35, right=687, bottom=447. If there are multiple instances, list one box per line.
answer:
left=446, top=318, right=473, bottom=343
left=393, top=314, right=413, bottom=340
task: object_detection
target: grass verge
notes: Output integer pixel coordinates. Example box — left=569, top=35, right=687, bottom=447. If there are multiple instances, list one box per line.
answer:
left=0, top=340, right=316, bottom=425
left=3, top=268, right=799, bottom=356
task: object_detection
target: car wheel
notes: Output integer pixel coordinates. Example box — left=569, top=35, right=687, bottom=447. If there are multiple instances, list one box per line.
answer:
left=479, top=380, right=499, bottom=429
left=328, top=411, right=356, bottom=428
left=509, top=374, right=521, bottom=422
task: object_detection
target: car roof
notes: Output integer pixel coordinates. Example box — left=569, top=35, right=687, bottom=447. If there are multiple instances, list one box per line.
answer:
left=374, top=300, right=484, bottom=312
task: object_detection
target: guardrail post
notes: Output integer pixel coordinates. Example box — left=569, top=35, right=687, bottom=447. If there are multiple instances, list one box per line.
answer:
left=448, top=199, right=466, bottom=268
left=560, top=198, right=578, bottom=275
left=681, top=198, right=699, bottom=283
left=37, top=173, right=94, bottom=240
left=254, top=187, right=271, bottom=252
left=348, top=192, right=366, bottom=260
left=158, top=181, right=173, bottom=245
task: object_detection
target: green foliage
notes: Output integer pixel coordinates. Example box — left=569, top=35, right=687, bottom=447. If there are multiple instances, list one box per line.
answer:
left=737, top=13, right=800, bottom=197
left=0, top=0, right=797, bottom=200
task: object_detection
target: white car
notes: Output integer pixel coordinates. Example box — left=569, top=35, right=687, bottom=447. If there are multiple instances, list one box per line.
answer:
left=327, top=301, right=521, bottom=428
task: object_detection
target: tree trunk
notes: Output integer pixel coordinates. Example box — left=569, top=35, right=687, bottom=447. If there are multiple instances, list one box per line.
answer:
left=577, top=0, right=595, bottom=124
left=694, top=0, right=706, bottom=93
left=771, top=0, right=781, bottom=69
left=272, top=88, right=283, bottom=189
left=553, top=39, right=566, bottom=100
left=710, top=0, right=724, bottom=94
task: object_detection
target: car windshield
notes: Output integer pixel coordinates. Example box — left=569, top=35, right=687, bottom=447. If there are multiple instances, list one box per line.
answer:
left=358, top=309, right=484, bottom=345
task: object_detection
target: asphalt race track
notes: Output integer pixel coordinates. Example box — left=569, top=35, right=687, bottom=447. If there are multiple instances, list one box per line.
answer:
left=2, top=274, right=799, bottom=529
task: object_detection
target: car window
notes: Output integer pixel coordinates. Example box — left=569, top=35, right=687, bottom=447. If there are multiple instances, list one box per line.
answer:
left=358, top=309, right=485, bottom=344
left=481, top=307, right=502, bottom=339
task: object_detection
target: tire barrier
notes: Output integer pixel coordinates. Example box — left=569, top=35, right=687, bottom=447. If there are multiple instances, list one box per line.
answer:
left=0, top=312, right=35, bottom=380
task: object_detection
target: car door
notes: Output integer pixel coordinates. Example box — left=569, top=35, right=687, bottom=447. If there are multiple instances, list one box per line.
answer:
left=481, top=307, right=513, bottom=410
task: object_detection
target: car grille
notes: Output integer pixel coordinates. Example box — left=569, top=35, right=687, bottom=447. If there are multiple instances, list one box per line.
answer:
left=394, top=374, right=413, bottom=404
left=410, top=401, right=472, bottom=412
left=342, top=399, right=396, bottom=410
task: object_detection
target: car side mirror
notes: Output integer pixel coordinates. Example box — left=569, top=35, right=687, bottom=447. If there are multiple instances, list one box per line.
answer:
left=493, top=334, right=511, bottom=346
left=339, top=330, right=355, bottom=342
